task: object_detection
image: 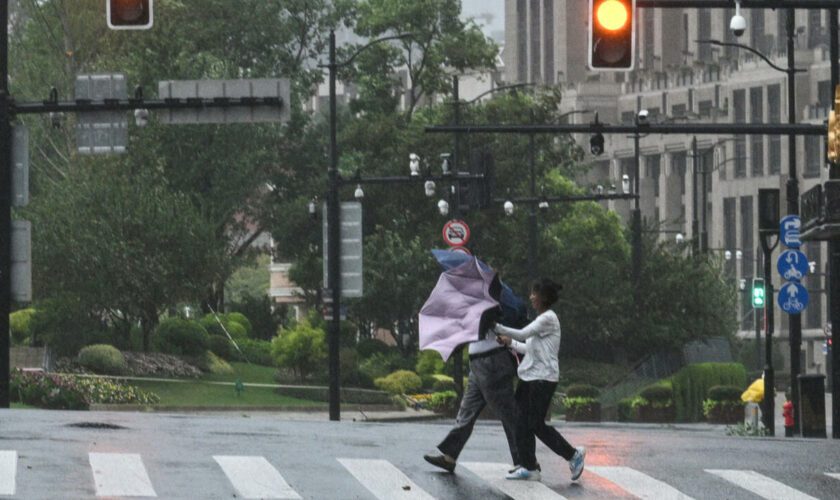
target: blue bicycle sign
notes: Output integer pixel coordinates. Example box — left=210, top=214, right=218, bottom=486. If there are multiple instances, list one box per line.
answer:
left=778, top=282, right=809, bottom=314
left=780, top=215, right=801, bottom=249
left=776, top=249, right=809, bottom=282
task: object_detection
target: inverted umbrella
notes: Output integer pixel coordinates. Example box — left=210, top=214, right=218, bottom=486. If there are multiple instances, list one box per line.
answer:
left=419, top=257, right=501, bottom=361
left=431, top=249, right=528, bottom=328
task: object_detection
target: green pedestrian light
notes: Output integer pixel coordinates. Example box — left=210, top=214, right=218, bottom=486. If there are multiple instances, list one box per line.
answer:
left=752, top=278, right=766, bottom=309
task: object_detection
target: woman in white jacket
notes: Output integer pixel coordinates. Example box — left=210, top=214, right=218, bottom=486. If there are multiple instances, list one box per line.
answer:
left=494, top=278, right=585, bottom=482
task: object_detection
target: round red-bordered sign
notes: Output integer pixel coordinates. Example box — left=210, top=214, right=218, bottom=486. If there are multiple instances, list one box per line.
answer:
left=442, top=219, right=470, bottom=247
left=449, top=246, right=471, bottom=255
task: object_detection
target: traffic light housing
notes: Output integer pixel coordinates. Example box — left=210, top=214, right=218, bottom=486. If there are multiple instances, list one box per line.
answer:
left=752, top=277, right=766, bottom=309
left=589, top=0, right=635, bottom=70
left=107, top=0, right=153, bottom=30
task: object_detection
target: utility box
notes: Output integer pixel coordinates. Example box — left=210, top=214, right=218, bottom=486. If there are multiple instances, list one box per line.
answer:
left=797, top=374, right=827, bottom=438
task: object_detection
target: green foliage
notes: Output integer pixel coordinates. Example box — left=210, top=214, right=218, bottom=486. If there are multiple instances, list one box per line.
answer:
left=208, top=335, right=233, bottom=360
left=618, top=397, right=645, bottom=422
left=558, top=359, right=628, bottom=388
left=271, top=320, right=327, bottom=380
left=735, top=339, right=785, bottom=373
left=73, top=376, right=160, bottom=405
left=639, top=383, right=673, bottom=403
left=703, top=399, right=745, bottom=418
left=229, top=294, right=290, bottom=340
left=30, top=297, right=113, bottom=357
left=11, top=370, right=89, bottom=410
left=230, top=338, right=275, bottom=366
left=340, top=347, right=373, bottom=388
left=225, top=254, right=270, bottom=306
left=671, top=363, right=747, bottom=422
left=431, top=374, right=455, bottom=392
left=155, top=319, right=210, bottom=357
left=374, top=370, right=423, bottom=395
left=200, top=313, right=246, bottom=339
left=77, top=345, right=127, bottom=375
left=10, top=308, right=36, bottom=345
left=427, top=390, right=458, bottom=414
left=565, top=384, right=601, bottom=399
left=357, top=339, right=393, bottom=358
left=416, top=350, right=445, bottom=376
left=191, top=351, right=235, bottom=375
left=726, top=421, right=769, bottom=437
left=359, top=350, right=415, bottom=382
left=226, top=312, right=253, bottom=337
left=707, top=385, right=744, bottom=402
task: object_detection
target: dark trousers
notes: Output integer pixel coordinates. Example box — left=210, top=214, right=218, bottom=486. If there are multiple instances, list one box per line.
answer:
left=515, top=379, right=576, bottom=470
left=437, top=349, right=520, bottom=465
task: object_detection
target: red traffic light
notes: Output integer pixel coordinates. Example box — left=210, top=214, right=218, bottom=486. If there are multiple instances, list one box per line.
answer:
left=589, top=0, right=635, bottom=70
left=107, top=0, right=153, bottom=30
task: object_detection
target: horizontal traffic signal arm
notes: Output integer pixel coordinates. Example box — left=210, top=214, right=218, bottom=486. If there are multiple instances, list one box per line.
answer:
left=425, top=123, right=826, bottom=137
left=9, top=97, right=283, bottom=115
left=495, top=193, right=638, bottom=204
left=336, top=172, right=485, bottom=186
left=637, top=0, right=840, bottom=8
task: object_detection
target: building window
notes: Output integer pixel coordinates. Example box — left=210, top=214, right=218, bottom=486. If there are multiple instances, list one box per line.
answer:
left=818, top=80, right=832, bottom=110
left=529, top=0, right=541, bottom=81
left=750, top=87, right=764, bottom=176
left=671, top=104, right=687, bottom=118
left=808, top=10, right=824, bottom=49
left=698, top=100, right=713, bottom=117
left=769, top=136, right=782, bottom=175
left=768, top=84, right=781, bottom=174
left=804, top=136, right=822, bottom=178
left=621, top=111, right=636, bottom=124
left=734, top=89, right=747, bottom=178
left=698, top=10, right=712, bottom=60
left=543, top=0, right=554, bottom=85
left=750, top=9, right=766, bottom=54
left=741, top=196, right=754, bottom=330
left=724, top=8, right=739, bottom=60
left=516, top=0, right=527, bottom=82
left=647, top=155, right=661, bottom=197
left=806, top=243, right=822, bottom=329
left=724, top=198, right=737, bottom=276
left=672, top=152, right=687, bottom=195
left=644, top=9, right=655, bottom=69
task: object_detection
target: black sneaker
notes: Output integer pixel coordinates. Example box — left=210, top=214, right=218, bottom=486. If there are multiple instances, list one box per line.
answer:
left=424, top=453, right=456, bottom=473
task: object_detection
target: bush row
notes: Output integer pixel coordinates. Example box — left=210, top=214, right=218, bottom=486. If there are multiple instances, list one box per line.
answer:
left=10, top=369, right=159, bottom=409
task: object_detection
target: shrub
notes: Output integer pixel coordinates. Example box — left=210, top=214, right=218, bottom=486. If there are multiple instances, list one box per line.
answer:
left=271, top=320, right=326, bottom=380
left=357, top=338, right=392, bottom=358
left=29, top=297, right=111, bottom=357
left=156, top=318, right=209, bottom=356
left=73, top=376, right=160, bottom=405
left=78, top=344, right=127, bottom=375
left=359, top=351, right=401, bottom=381
left=618, top=397, right=643, bottom=422
left=225, top=321, right=248, bottom=340
left=707, top=385, right=743, bottom=402
left=431, top=374, right=456, bottom=392
left=191, top=351, right=234, bottom=375
left=340, top=347, right=372, bottom=387
left=10, top=308, right=36, bottom=345
left=671, top=363, right=747, bottom=422
left=226, top=312, right=253, bottom=337
left=10, top=369, right=88, bottom=409
left=416, top=350, right=445, bottom=376
left=208, top=335, right=233, bottom=360
left=564, top=384, right=600, bottom=399
left=428, top=390, right=458, bottom=414
left=639, top=383, right=673, bottom=403
left=563, top=396, right=601, bottom=421
left=231, top=338, right=274, bottom=366
left=374, top=370, right=423, bottom=395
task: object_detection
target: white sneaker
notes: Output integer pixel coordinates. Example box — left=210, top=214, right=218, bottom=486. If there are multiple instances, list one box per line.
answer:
left=569, top=446, right=586, bottom=481
left=506, top=467, right=541, bottom=481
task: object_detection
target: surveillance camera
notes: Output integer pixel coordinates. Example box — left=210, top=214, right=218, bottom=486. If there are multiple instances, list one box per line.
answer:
left=730, top=14, right=746, bottom=38
left=134, top=108, right=150, bottom=128
left=636, top=109, right=649, bottom=124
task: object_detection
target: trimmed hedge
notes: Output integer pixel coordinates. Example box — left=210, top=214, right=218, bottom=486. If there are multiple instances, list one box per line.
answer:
left=226, top=312, right=253, bottom=336
left=639, top=383, right=673, bottom=403
left=156, top=318, right=209, bottom=357
left=78, top=344, right=127, bottom=375
left=10, top=308, right=36, bottom=345
left=374, top=370, right=423, bottom=395
left=230, top=338, right=274, bottom=366
left=565, top=384, right=600, bottom=399
left=672, top=363, right=747, bottom=422
left=707, top=385, right=743, bottom=402
left=208, top=335, right=233, bottom=360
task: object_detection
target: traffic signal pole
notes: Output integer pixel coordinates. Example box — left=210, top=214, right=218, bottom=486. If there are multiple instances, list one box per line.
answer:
left=0, top=0, right=12, bottom=408
left=828, top=6, right=840, bottom=439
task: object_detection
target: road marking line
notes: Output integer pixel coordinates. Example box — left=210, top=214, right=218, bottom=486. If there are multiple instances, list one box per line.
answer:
left=588, top=466, right=694, bottom=500
left=460, top=462, right=567, bottom=500
left=338, top=458, right=435, bottom=500
left=89, top=452, right=156, bottom=497
left=827, top=473, right=840, bottom=481
left=705, top=469, right=818, bottom=500
left=214, top=456, right=301, bottom=499
left=0, top=451, right=16, bottom=496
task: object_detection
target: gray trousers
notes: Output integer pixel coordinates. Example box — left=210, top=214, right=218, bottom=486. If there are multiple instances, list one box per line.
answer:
left=437, top=348, right=520, bottom=465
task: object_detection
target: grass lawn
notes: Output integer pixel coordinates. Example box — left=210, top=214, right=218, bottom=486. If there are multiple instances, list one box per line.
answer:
left=11, top=402, right=35, bottom=409
left=200, top=361, right=277, bottom=384
left=132, top=380, right=323, bottom=408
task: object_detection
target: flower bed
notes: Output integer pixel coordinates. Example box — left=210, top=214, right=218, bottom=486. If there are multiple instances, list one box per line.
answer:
left=10, top=369, right=159, bottom=410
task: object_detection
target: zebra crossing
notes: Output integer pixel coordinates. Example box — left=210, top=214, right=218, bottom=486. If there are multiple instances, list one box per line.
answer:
left=1, top=448, right=839, bottom=499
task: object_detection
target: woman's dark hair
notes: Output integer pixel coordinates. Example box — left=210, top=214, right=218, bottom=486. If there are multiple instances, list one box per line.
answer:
left=531, top=278, right=561, bottom=308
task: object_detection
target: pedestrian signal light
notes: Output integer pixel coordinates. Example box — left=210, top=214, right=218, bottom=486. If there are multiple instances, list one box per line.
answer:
left=107, top=0, right=153, bottom=30
left=589, top=0, right=635, bottom=70
left=752, top=278, right=766, bottom=309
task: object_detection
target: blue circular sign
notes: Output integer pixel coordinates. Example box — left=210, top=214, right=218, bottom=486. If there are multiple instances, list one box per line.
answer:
left=780, top=215, right=801, bottom=248
left=776, top=249, right=809, bottom=282
left=778, top=282, right=809, bottom=314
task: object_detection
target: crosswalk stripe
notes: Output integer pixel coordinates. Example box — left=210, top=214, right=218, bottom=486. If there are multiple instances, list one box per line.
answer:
left=338, top=458, right=435, bottom=500
left=214, top=456, right=301, bottom=499
left=460, top=462, right=567, bottom=500
left=705, top=469, right=818, bottom=500
left=89, top=452, right=156, bottom=497
left=588, top=466, right=694, bottom=500
left=0, top=451, right=16, bottom=496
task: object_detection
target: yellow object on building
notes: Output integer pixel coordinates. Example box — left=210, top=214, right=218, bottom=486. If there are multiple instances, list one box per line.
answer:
left=741, top=378, right=764, bottom=403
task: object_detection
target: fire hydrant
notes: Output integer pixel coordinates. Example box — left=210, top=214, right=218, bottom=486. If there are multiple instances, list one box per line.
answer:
left=782, top=400, right=794, bottom=437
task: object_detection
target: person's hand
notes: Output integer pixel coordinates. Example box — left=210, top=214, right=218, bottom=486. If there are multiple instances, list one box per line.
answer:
left=496, top=335, right=511, bottom=346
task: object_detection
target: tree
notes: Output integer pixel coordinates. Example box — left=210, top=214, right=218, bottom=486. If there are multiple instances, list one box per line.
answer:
left=271, top=320, right=327, bottom=381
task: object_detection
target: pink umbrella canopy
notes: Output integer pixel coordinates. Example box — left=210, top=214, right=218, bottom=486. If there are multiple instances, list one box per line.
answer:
left=419, top=256, right=501, bottom=361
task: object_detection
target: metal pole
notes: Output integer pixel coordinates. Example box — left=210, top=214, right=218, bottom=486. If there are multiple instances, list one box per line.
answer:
left=528, top=132, right=537, bottom=284
left=755, top=307, right=762, bottom=372
left=327, top=31, right=341, bottom=421
left=692, top=137, right=699, bottom=255
left=451, top=76, right=463, bottom=405
left=632, top=128, right=642, bottom=306
left=0, top=0, right=10, bottom=409
left=701, top=150, right=708, bottom=253
left=763, top=246, right=776, bottom=436
left=828, top=6, right=840, bottom=439
left=786, top=8, right=802, bottom=436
